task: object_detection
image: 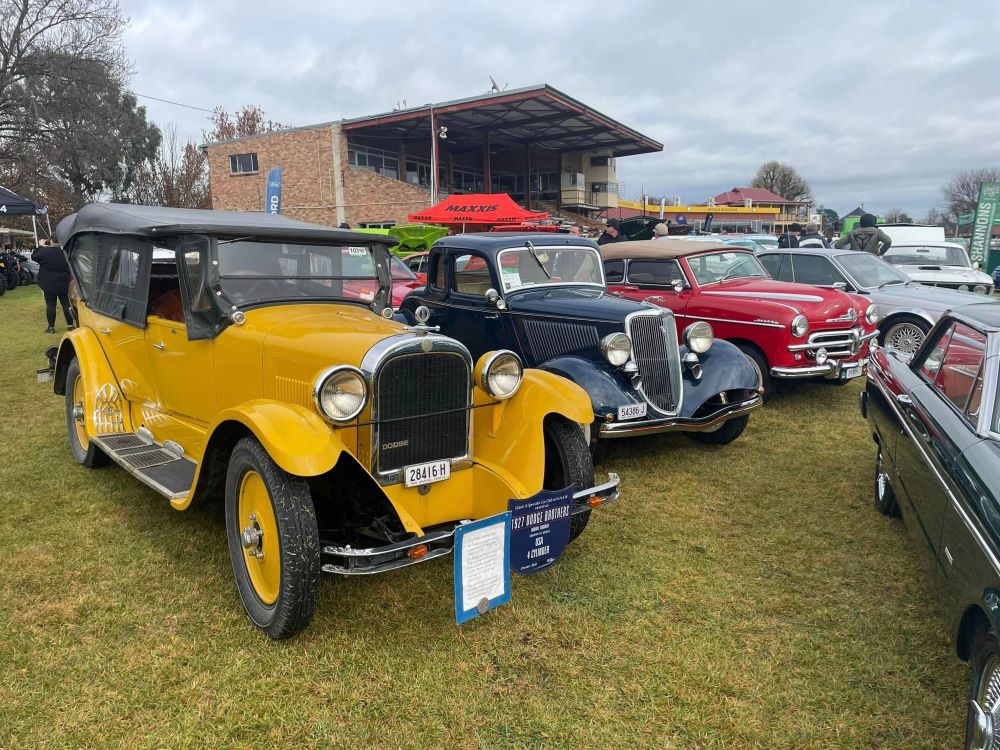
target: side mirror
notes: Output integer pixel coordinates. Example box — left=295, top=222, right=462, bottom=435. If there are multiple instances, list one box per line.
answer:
left=484, top=288, right=507, bottom=310
left=833, top=282, right=847, bottom=291
left=671, top=279, right=685, bottom=293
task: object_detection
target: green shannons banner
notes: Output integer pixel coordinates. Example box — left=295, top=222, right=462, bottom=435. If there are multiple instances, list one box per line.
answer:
left=969, top=181, right=1000, bottom=266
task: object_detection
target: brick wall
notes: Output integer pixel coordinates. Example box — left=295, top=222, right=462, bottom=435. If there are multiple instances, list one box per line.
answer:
left=207, top=123, right=435, bottom=228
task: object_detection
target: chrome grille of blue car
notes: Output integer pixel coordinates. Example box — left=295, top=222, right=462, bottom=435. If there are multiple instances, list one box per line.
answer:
left=627, top=311, right=681, bottom=414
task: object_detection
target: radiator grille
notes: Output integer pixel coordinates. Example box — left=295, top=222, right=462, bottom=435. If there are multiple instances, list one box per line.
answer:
left=807, top=327, right=863, bottom=358
left=628, top=313, right=679, bottom=413
left=375, top=352, right=470, bottom=473
left=522, top=319, right=600, bottom=363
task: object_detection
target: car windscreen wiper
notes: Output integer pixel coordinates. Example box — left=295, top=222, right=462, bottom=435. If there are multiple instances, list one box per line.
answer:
left=524, top=241, right=551, bottom=279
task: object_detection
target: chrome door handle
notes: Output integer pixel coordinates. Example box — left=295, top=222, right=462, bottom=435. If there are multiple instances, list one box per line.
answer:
left=895, top=393, right=912, bottom=405
left=484, top=314, right=500, bottom=320
left=99, top=327, right=111, bottom=335
left=152, top=342, right=165, bottom=351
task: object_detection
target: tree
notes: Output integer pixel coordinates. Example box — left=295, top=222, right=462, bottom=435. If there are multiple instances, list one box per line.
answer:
left=883, top=208, right=913, bottom=223
left=819, top=207, right=840, bottom=233
left=943, top=167, right=1000, bottom=217
left=122, top=124, right=211, bottom=209
left=0, top=0, right=127, bottom=158
left=751, top=161, right=812, bottom=203
left=26, top=54, right=160, bottom=208
left=205, top=105, right=285, bottom=143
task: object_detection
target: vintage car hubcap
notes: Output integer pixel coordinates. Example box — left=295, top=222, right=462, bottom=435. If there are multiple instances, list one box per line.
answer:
left=72, top=374, right=89, bottom=450
left=885, top=323, right=925, bottom=359
left=971, top=653, right=1000, bottom=750
left=238, top=470, right=280, bottom=605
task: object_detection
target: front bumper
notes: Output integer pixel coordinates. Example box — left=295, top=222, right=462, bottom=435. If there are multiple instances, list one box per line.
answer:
left=319, top=472, right=621, bottom=575
left=772, top=330, right=878, bottom=380
left=598, top=393, right=762, bottom=438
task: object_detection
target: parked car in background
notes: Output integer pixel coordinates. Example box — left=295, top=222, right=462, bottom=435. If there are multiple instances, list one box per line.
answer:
left=400, top=234, right=762, bottom=448
left=860, top=304, right=1000, bottom=750
left=738, top=233, right=779, bottom=250
left=681, top=234, right=768, bottom=254
left=343, top=251, right=426, bottom=306
left=403, top=251, right=430, bottom=278
left=757, top=246, right=996, bottom=360
left=878, top=225, right=994, bottom=295
left=602, top=240, right=879, bottom=398
left=43, top=204, right=620, bottom=639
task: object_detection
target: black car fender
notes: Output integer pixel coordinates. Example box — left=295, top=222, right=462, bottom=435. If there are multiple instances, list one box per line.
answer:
left=677, top=339, right=760, bottom=419
left=537, top=356, right=645, bottom=421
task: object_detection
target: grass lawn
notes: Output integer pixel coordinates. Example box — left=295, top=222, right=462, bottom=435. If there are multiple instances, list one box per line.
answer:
left=0, top=287, right=966, bottom=749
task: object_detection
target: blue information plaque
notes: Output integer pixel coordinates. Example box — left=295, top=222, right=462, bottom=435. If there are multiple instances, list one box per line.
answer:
left=507, top=486, right=574, bottom=575
left=453, top=513, right=511, bottom=625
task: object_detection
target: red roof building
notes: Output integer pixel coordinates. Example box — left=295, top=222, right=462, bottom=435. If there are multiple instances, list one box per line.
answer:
left=711, top=187, right=810, bottom=231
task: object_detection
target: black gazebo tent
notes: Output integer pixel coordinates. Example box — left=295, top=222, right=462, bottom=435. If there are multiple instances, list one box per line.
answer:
left=0, top=185, right=49, bottom=246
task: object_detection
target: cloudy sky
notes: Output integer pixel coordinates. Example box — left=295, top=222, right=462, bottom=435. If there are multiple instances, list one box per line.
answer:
left=125, top=0, right=1000, bottom=217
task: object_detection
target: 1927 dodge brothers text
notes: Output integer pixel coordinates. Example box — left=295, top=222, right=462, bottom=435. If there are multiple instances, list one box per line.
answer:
left=42, top=204, right=620, bottom=638
left=400, top=234, right=763, bottom=448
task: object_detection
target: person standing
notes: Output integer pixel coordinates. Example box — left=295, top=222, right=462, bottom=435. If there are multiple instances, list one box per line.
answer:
left=798, top=223, right=830, bottom=248
left=597, top=218, right=628, bottom=246
left=834, top=213, right=892, bottom=255
left=652, top=223, right=670, bottom=239
left=778, top=223, right=801, bottom=248
left=31, top=239, right=74, bottom=333
left=568, top=223, right=583, bottom=236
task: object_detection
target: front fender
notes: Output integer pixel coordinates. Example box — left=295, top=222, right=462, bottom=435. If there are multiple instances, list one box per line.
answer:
left=473, top=369, right=593, bottom=497
left=211, top=400, right=344, bottom=477
left=537, top=356, right=643, bottom=419
left=678, top=339, right=760, bottom=419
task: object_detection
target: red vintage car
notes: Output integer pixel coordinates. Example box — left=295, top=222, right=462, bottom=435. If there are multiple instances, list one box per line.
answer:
left=601, top=240, right=880, bottom=397
left=343, top=250, right=424, bottom=307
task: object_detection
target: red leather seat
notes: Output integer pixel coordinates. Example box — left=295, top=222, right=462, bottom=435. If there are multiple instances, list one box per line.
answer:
left=149, top=289, right=184, bottom=322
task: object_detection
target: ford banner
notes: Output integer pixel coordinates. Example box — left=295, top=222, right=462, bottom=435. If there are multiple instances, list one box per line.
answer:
left=265, top=166, right=283, bottom=214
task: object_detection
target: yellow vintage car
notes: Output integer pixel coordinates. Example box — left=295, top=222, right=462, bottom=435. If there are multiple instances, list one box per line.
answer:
left=44, top=204, right=619, bottom=639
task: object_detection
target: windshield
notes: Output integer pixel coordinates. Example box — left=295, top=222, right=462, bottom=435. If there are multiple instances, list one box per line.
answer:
left=495, top=245, right=604, bottom=292
left=837, top=253, right=911, bottom=289
left=216, top=240, right=388, bottom=306
left=390, top=255, right=417, bottom=280
left=883, top=245, right=971, bottom=268
left=687, top=251, right=768, bottom=285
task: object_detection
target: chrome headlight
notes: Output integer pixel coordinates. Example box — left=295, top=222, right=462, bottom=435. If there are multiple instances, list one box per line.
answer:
left=477, top=350, right=523, bottom=399
left=959, top=284, right=970, bottom=291
left=865, top=304, right=880, bottom=325
left=314, top=366, right=368, bottom=422
left=600, top=332, right=632, bottom=367
left=683, top=321, right=714, bottom=354
left=791, top=314, right=809, bottom=338
left=974, top=285, right=988, bottom=294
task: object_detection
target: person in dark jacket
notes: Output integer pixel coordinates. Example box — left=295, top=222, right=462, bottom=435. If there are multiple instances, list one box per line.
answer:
left=778, top=223, right=801, bottom=248
left=798, top=223, right=831, bottom=248
left=834, top=213, right=892, bottom=255
left=31, top=239, right=74, bottom=333
left=597, top=218, right=628, bottom=246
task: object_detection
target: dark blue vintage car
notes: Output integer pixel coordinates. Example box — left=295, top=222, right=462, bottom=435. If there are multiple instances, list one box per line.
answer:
left=861, top=304, right=1000, bottom=750
left=400, top=234, right=762, bottom=448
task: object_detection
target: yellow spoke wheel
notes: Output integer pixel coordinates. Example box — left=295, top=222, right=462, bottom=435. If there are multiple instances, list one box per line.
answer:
left=237, top=470, right=281, bottom=606
left=71, top=373, right=90, bottom=450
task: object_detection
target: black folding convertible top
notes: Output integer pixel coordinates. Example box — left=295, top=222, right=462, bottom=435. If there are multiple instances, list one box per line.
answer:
left=56, top=203, right=394, bottom=247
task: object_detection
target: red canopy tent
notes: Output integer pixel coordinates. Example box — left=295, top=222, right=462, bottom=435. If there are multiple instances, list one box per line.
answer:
left=408, top=193, right=549, bottom=225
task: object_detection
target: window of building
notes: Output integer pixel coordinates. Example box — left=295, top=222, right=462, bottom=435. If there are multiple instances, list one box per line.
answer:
left=590, top=156, right=612, bottom=167
left=359, top=222, right=396, bottom=229
left=229, top=153, right=258, bottom=174
left=347, top=144, right=399, bottom=179
left=590, top=181, right=618, bottom=194
left=405, top=156, right=432, bottom=187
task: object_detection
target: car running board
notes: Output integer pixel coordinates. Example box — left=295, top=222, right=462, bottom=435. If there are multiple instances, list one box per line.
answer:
left=91, top=432, right=196, bottom=501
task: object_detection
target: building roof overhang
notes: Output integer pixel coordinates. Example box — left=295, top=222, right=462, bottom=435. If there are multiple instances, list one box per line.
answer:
left=340, top=84, right=663, bottom=158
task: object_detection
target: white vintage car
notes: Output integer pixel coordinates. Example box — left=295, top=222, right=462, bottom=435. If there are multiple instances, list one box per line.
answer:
left=879, top=224, right=994, bottom=295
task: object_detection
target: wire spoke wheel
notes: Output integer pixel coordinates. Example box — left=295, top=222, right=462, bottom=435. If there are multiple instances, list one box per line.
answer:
left=885, top=322, right=926, bottom=359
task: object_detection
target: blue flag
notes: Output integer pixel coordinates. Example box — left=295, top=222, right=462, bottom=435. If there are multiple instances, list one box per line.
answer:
left=265, top=167, right=282, bottom=214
